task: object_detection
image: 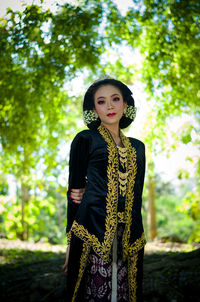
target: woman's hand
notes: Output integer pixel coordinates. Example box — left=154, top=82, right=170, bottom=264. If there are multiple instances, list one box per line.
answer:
left=70, top=188, right=85, bottom=204
left=62, top=244, right=70, bottom=274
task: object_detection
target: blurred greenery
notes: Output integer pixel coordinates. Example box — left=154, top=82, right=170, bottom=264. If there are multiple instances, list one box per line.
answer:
left=0, top=180, right=67, bottom=243
left=0, top=248, right=61, bottom=266
left=142, top=173, right=199, bottom=242
left=0, top=0, right=199, bottom=244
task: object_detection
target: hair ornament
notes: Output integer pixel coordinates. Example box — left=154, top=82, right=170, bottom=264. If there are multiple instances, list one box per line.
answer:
left=83, top=77, right=136, bottom=129
left=124, top=105, right=137, bottom=120
left=83, top=110, right=98, bottom=125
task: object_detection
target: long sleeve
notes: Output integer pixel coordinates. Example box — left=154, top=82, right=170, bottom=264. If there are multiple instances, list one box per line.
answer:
left=129, top=138, right=146, bottom=197
left=139, top=142, right=146, bottom=195
left=66, top=131, right=90, bottom=244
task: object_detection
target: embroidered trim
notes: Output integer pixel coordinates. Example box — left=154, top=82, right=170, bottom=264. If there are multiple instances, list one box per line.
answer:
left=121, top=134, right=138, bottom=260
left=70, top=124, right=145, bottom=264
left=117, top=211, right=125, bottom=223
left=71, top=123, right=119, bottom=262
left=72, top=242, right=91, bottom=302
left=129, top=233, right=146, bottom=258
left=128, top=253, right=138, bottom=302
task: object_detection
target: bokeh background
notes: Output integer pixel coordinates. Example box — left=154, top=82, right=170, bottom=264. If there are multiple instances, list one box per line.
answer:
left=0, top=0, right=199, bottom=246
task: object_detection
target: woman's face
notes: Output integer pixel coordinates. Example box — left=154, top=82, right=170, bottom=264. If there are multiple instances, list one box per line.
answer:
left=94, top=85, right=127, bottom=128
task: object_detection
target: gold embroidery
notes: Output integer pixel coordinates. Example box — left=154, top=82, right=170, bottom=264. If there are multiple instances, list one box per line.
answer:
left=72, top=242, right=91, bottom=302
left=71, top=123, right=119, bottom=262
left=70, top=124, right=145, bottom=264
left=117, top=211, right=125, bottom=223
left=128, top=253, right=138, bottom=302
left=129, top=233, right=146, bottom=257
left=121, top=133, right=138, bottom=260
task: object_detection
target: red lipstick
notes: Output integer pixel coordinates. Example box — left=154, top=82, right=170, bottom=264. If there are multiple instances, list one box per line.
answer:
left=107, top=113, right=116, bottom=117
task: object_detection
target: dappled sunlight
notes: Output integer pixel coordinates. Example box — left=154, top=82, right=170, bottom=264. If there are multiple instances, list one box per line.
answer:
left=0, top=1, right=199, bottom=300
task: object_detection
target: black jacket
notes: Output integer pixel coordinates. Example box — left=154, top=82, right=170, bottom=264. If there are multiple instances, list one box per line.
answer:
left=66, top=124, right=146, bottom=262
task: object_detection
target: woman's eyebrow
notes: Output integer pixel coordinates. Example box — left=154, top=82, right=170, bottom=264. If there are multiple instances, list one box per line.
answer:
left=111, top=94, right=120, bottom=97
left=97, top=93, right=120, bottom=100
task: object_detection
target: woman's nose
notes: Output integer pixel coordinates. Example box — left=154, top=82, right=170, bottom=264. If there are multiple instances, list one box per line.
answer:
left=107, top=101, right=114, bottom=109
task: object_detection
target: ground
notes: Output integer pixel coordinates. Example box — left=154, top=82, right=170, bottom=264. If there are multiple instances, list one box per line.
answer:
left=0, top=239, right=199, bottom=302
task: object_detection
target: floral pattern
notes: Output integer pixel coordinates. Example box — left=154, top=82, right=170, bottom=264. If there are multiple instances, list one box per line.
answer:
left=83, top=224, right=129, bottom=301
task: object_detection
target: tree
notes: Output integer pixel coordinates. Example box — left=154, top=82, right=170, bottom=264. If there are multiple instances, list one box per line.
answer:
left=119, top=0, right=200, bottom=240
left=1, top=0, right=137, bottom=241
left=122, top=0, right=200, bottom=157
left=123, top=0, right=200, bottom=111
left=0, top=1, right=107, bottom=240
left=85, top=0, right=200, bottom=241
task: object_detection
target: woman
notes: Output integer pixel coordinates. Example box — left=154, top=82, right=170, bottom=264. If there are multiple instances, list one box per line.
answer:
left=62, top=78, right=146, bottom=302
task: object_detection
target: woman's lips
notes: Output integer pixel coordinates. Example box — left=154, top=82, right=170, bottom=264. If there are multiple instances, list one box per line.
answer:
left=107, top=113, right=116, bottom=117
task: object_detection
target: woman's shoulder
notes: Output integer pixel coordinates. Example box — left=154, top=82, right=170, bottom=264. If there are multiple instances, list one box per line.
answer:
left=71, top=129, right=98, bottom=144
left=128, top=137, right=145, bottom=149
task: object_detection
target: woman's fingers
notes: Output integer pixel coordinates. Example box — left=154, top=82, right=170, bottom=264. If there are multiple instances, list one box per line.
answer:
left=71, top=192, right=82, bottom=200
left=72, top=199, right=81, bottom=204
left=62, top=245, right=70, bottom=274
left=62, top=263, right=68, bottom=274
left=71, top=188, right=85, bottom=193
left=70, top=188, right=85, bottom=203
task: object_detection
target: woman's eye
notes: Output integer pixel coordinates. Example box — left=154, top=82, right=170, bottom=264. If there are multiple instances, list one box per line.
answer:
left=113, top=97, right=120, bottom=102
left=97, top=100, right=105, bottom=105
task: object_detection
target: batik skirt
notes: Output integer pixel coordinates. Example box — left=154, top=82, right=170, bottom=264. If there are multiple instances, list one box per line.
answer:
left=66, top=224, right=144, bottom=302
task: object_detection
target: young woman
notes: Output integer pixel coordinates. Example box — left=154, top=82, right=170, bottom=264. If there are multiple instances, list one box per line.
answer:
left=62, top=78, right=146, bottom=302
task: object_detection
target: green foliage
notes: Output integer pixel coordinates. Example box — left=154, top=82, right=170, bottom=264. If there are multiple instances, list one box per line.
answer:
left=0, top=0, right=126, bottom=176
left=121, top=0, right=200, bottom=240
left=126, top=0, right=200, bottom=112
left=0, top=174, right=8, bottom=195
left=142, top=173, right=199, bottom=242
left=0, top=3, right=105, bottom=170
left=156, top=194, right=196, bottom=242
left=0, top=181, right=67, bottom=244
left=0, top=248, right=62, bottom=267
left=0, top=0, right=199, bottom=244
left=0, top=1, right=109, bottom=241
left=178, top=191, right=200, bottom=242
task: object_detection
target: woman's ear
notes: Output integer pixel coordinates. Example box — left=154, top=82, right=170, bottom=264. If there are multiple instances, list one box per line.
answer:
left=93, top=109, right=98, bottom=119
left=123, top=102, right=128, bottom=115
left=123, top=102, right=127, bottom=110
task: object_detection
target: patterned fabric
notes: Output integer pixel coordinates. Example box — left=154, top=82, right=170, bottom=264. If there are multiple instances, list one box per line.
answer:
left=67, top=125, right=146, bottom=262
left=84, top=253, right=112, bottom=301
left=66, top=125, right=146, bottom=301
left=83, top=224, right=129, bottom=301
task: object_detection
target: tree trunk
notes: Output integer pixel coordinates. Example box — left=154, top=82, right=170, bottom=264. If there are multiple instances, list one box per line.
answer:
left=21, top=182, right=30, bottom=241
left=147, top=162, right=157, bottom=240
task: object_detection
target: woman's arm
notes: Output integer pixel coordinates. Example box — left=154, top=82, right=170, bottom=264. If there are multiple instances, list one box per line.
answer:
left=62, top=244, right=70, bottom=274
left=63, top=133, right=89, bottom=273
left=63, top=187, right=85, bottom=273
left=66, top=132, right=90, bottom=242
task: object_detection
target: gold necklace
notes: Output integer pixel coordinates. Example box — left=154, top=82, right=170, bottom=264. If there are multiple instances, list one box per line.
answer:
left=117, top=145, right=128, bottom=197
left=98, top=124, right=129, bottom=197
left=117, top=145, right=127, bottom=169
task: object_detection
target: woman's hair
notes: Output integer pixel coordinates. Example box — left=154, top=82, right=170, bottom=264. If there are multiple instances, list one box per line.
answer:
left=83, top=78, right=136, bottom=130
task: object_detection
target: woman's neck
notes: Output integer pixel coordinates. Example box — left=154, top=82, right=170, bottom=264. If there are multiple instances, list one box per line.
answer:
left=102, top=123, right=122, bottom=146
